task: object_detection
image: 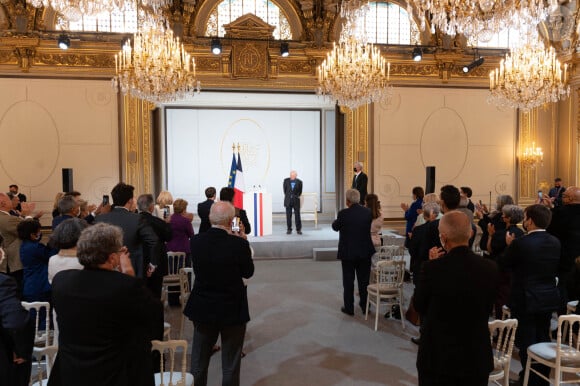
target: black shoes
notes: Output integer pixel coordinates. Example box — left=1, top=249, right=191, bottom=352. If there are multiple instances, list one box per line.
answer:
left=286, top=230, right=292, bottom=234
left=297, top=230, right=302, bottom=235
left=411, top=337, right=421, bottom=345
left=384, top=305, right=402, bottom=319
left=341, top=307, right=354, bottom=316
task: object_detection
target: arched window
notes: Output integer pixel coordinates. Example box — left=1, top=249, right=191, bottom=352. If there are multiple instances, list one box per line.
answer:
left=357, top=1, right=420, bottom=45
left=205, top=0, right=291, bottom=39
left=57, top=6, right=137, bottom=32
left=469, top=28, right=523, bottom=48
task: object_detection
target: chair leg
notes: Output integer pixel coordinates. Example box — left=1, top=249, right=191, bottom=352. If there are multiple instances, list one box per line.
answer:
left=503, top=364, right=509, bottom=386
left=374, top=302, right=379, bottom=331
left=522, top=355, right=532, bottom=386
left=365, top=297, right=370, bottom=320
left=399, top=300, right=405, bottom=330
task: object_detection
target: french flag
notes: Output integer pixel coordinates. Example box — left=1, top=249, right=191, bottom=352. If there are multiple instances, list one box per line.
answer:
left=234, top=152, right=245, bottom=209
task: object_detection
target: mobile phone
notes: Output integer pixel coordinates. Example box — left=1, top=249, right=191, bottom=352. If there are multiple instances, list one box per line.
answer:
left=163, top=206, right=169, bottom=219
left=538, top=191, right=543, bottom=198
left=102, top=195, right=109, bottom=206
left=478, top=200, right=483, bottom=205
left=231, top=217, right=240, bottom=232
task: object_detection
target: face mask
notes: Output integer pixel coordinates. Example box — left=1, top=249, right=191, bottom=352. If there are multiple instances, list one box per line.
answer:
left=522, top=219, right=528, bottom=231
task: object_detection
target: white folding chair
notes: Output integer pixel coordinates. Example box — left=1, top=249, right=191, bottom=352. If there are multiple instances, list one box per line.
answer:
left=163, top=322, right=171, bottom=341
left=30, top=345, right=58, bottom=386
left=365, top=259, right=406, bottom=330
left=566, top=300, right=578, bottom=315
left=523, top=314, right=580, bottom=386
left=21, top=301, right=51, bottom=347
left=151, top=339, right=194, bottom=386
left=162, top=252, right=187, bottom=306
left=488, top=319, right=518, bottom=386
left=501, top=305, right=511, bottom=320
left=178, top=268, right=192, bottom=340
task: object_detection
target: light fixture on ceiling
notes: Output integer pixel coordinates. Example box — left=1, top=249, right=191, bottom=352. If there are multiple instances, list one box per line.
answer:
left=113, top=23, right=201, bottom=104
left=211, top=38, right=222, bottom=55
left=408, top=0, right=558, bottom=41
left=57, top=34, right=70, bottom=50
left=488, top=40, right=569, bottom=111
left=280, top=42, right=289, bottom=57
left=28, top=0, right=171, bottom=21
left=412, top=46, right=422, bottom=62
left=317, top=0, right=392, bottom=110
left=462, top=57, right=485, bottom=73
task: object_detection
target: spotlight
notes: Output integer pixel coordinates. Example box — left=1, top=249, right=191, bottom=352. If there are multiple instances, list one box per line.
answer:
left=462, top=57, right=485, bottom=73
left=211, top=38, right=222, bottom=55
left=58, top=34, right=70, bottom=50
left=280, top=42, right=289, bottom=57
left=412, top=46, right=422, bottom=62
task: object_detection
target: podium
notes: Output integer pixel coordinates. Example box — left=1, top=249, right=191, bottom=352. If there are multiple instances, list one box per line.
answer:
left=244, top=191, right=272, bottom=237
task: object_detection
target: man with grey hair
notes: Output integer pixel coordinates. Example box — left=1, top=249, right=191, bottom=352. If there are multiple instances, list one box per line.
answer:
left=184, top=201, right=254, bottom=386
left=283, top=170, right=303, bottom=234
left=51, top=195, right=80, bottom=230
left=415, top=211, right=498, bottom=386
left=351, top=161, right=368, bottom=205
left=332, top=188, right=375, bottom=316
left=409, top=202, right=440, bottom=285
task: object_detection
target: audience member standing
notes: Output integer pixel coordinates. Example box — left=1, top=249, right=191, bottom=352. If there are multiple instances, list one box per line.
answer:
left=47, top=218, right=88, bottom=284
left=401, top=186, right=424, bottom=247
left=51, top=195, right=80, bottom=230
left=8, top=184, right=26, bottom=212
left=0, top=233, right=34, bottom=386
left=414, top=211, right=498, bottom=386
left=184, top=201, right=254, bottom=386
left=549, top=177, right=566, bottom=208
left=351, top=162, right=368, bottom=205
left=500, top=204, right=561, bottom=386
left=154, top=190, right=174, bottom=220
left=95, top=183, right=158, bottom=278
left=460, top=186, right=475, bottom=212
left=283, top=170, right=303, bottom=235
left=49, top=223, right=163, bottom=386
left=476, top=194, right=514, bottom=256
left=332, top=189, right=375, bottom=316
left=197, top=187, right=216, bottom=233
left=166, top=199, right=194, bottom=257
left=220, top=187, right=251, bottom=235
left=365, top=193, right=383, bottom=248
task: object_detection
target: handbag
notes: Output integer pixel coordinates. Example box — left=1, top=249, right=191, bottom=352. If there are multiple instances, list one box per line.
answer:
left=405, top=295, right=420, bottom=326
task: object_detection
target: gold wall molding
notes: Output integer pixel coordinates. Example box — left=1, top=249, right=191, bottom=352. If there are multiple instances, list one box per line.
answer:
left=344, top=105, right=369, bottom=192
left=518, top=110, right=539, bottom=204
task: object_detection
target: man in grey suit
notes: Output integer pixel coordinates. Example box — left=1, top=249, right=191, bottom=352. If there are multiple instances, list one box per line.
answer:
left=95, top=183, right=158, bottom=278
left=283, top=170, right=303, bottom=235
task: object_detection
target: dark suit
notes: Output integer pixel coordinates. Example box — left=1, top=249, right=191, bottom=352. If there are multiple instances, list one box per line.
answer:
left=235, top=207, right=251, bottom=235
left=95, top=207, right=158, bottom=278
left=197, top=199, right=214, bottom=233
left=0, top=274, right=34, bottom=386
left=283, top=177, right=302, bottom=232
left=52, top=214, right=75, bottom=231
left=49, top=269, right=163, bottom=386
left=332, top=203, right=375, bottom=313
left=414, top=246, right=498, bottom=386
left=499, top=231, right=561, bottom=386
left=351, top=172, right=368, bottom=204
left=184, top=228, right=254, bottom=386
left=140, top=211, right=172, bottom=298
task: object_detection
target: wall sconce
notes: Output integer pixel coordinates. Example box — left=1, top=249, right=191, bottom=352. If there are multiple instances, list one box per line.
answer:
left=521, top=141, right=543, bottom=168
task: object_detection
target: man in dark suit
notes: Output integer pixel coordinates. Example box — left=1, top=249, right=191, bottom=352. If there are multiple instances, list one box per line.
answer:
left=184, top=201, right=254, bottom=386
left=351, top=162, right=368, bottom=205
left=8, top=185, right=25, bottom=212
left=95, top=183, right=158, bottom=278
left=49, top=223, right=163, bottom=386
left=51, top=195, right=79, bottom=230
left=283, top=170, right=303, bottom=235
left=500, top=204, right=561, bottom=386
left=219, top=187, right=251, bottom=235
left=414, top=211, right=498, bottom=386
left=197, top=186, right=216, bottom=233
left=137, top=194, right=172, bottom=299
left=332, top=188, right=375, bottom=316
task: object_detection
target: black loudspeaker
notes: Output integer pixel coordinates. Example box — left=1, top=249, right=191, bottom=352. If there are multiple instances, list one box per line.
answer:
left=425, top=166, right=435, bottom=194
left=62, top=168, right=73, bottom=193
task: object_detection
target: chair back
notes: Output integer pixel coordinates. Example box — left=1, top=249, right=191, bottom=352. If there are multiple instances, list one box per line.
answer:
left=31, top=345, right=58, bottom=386
left=557, top=314, right=580, bottom=362
left=166, top=252, right=186, bottom=276
left=181, top=267, right=194, bottom=291
left=375, top=259, right=405, bottom=288
left=374, top=245, right=404, bottom=261
left=21, top=301, right=51, bottom=346
left=488, top=318, right=518, bottom=371
left=151, top=339, right=190, bottom=386
left=178, top=268, right=191, bottom=309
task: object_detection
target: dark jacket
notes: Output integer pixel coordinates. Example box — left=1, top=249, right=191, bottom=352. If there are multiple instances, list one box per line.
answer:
left=283, top=178, right=303, bottom=208
left=332, top=203, right=375, bottom=261
left=197, top=199, right=214, bottom=233
left=20, top=240, right=57, bottom=300
left=139, top=212, right=172, bottom=277
left=351, top=172, right=368, bottom=204
left=414, top=246, right=498, bottom=378
left=183, top=228, right=254, bottom=326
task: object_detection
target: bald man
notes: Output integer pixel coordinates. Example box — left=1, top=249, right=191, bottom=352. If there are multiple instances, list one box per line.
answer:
left=283, top=170, right=303, bottom=235
left=414, top=211, right=498, bottom=386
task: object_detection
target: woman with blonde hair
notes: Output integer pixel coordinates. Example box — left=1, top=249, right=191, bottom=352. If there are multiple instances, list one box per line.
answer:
left=52, top=192, right=65, bottom=218
left=154, top=190, right=174, bottom=219
left=365, top=194, right=383, bottom=247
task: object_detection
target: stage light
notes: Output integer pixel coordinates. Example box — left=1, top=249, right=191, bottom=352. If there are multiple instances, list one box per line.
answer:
left=211, top=38, right=222, bottom=55
left=280, top=42, right=289, bottom=57
left=412, top=46, right=422, bottom=62
left=462, top=57, right=485, bottom=73
left=58, top=34, right=70, bottom=50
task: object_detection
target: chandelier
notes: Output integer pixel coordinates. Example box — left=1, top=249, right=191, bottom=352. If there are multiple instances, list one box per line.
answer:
left=112, top=24, right=200, bottom=104
left=317, top=0, right=392, bottom=110
left=28, top=0, right=171, bottom=21
left=488, top=41, right=569, bottom=111
left=521, top=142, right=544, bottom=168
left=408, top=0, right=558, bottom=41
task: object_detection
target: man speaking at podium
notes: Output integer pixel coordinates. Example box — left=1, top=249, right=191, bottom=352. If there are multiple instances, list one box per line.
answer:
left=283, top=170, right=302, bottom=235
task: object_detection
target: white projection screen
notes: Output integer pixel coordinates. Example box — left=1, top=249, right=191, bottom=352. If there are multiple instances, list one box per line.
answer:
left=165, top=108, right=321, bottom=213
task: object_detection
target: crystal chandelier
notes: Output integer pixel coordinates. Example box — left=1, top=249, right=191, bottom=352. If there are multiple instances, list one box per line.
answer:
left=28, top=0, right=171, bottom=21
left=521, top=142, right=544, bottom=168
left=317, top=0, right=392, bottom=110
left=112, top=24, right=200, bottom=104
left=488, top=40, right=569, bottom=111
left=408, top=0, right=558, bottom=41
